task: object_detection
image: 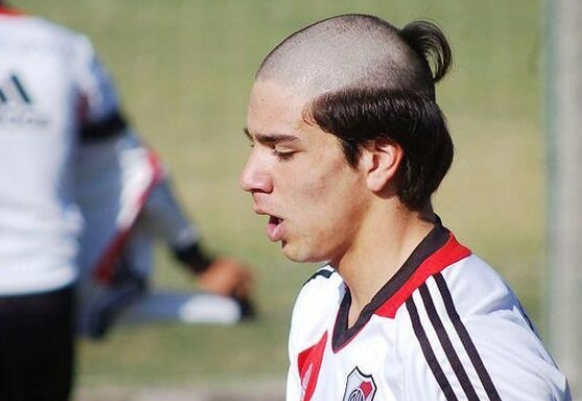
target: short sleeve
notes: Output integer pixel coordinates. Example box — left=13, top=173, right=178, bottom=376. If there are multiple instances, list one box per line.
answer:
left=398, top=264, right=571, bottom=401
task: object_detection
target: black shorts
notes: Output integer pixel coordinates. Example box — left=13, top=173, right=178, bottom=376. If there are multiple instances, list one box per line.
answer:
left=0, top=285, right=75, bottom=401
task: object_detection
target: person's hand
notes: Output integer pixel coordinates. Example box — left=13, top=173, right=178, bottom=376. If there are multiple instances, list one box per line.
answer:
left=197, top=258, right=256, bottom=318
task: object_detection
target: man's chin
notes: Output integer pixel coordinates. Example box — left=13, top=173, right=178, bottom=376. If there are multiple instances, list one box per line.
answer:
left=281, top=243, right=307, bottom=263
left=281, top=243, right=328, bottom=264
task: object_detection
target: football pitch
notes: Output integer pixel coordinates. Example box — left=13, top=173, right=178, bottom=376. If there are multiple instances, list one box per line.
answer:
left=18, top=0, right=544, bottom=392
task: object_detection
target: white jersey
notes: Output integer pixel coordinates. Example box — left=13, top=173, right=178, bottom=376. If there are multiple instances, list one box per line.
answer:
left=287, top=222, right=571, bottom=401
left=0, top=7, right=122, bottom=294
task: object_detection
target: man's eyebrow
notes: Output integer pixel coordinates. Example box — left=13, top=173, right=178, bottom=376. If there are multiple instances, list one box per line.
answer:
left=243, top=127, right=300, bottom=145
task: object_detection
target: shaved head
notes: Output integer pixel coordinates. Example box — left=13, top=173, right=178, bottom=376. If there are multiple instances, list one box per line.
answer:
left=257, top=14, right=449, bottom=100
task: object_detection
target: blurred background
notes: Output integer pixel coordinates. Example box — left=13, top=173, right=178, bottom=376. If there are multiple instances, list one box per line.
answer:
left=13, top=0, right=560, bottom=399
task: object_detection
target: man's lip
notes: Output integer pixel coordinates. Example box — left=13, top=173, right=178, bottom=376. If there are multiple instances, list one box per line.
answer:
left=252, top=205, right=285, bottom=241
left=252, top=206, right=280, bottom=219
left=267, top=215, right=285, bottom=242
left=252, top=206, right=267, bottom=215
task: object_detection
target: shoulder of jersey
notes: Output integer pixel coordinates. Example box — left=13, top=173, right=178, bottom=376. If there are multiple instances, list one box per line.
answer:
left=1, top=12, right=91, bottom=53
left=303, top=265, right=337, bottom=285
left=300, top=265, right=344, bottom=298
left=438, top=254, right=520, bottom=318
left=293, top=266, right=343, bottom=317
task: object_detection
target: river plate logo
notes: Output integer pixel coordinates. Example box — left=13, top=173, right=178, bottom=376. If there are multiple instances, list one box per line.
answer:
left=343, top=367, right=377, bottom=401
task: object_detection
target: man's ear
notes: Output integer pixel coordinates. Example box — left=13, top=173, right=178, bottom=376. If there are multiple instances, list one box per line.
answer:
left=361, top=139, right=404, bottom=193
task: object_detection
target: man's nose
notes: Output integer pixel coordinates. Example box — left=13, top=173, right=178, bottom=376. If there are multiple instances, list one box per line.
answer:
left=239, top=154, right=273, bottom=194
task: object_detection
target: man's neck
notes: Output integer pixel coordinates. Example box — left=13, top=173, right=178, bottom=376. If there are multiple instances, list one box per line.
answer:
left=335, top=204, right=436, bottom=328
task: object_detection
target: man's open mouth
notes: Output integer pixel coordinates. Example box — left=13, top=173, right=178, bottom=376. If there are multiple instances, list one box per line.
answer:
left=267, top=215, right=284, bottom=242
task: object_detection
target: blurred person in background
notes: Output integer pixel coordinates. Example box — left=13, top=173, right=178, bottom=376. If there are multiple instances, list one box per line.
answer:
left=0, top=2, right=254, bottom=399
left=0, top=2, right=108, bottom=399
left=76, top=132, right=256, bottom=340
left=240, top=14, right=570, bottom=401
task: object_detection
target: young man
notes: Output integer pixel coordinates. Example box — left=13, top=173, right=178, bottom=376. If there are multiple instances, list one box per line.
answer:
left=239, top=14, right=571, bottom=401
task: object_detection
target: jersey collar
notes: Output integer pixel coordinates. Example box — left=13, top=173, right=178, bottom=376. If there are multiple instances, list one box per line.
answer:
left=332, top=217, right=471, bottom=352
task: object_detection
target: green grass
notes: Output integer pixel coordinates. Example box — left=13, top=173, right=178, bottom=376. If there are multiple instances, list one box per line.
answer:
left=17, top=0, right=545, bottom=388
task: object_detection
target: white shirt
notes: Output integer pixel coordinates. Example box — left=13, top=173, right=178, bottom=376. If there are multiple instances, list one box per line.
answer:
left=0, top=8, right=121, bottom=294
left=287, top=222, right=571, bottom=401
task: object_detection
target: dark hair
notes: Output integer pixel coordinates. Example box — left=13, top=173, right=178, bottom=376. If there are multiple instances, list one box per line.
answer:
left=400, top=20, right=453, bottom=98
left=305, top=89, right=452, bottom=210
left=303, top=21, right=454, bottom=210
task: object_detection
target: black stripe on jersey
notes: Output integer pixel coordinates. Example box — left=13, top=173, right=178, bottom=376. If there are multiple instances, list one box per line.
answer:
left=303, top=267, right=334, bottom=286
left=0, top=88, right=7, bottom=103
left=434, top=273, right=502, bottom=401
left=80, top=111, right=127, bottom=142
left=406, top=297, right=459, bottom=401
left=419, top=284, right=480, bottom=401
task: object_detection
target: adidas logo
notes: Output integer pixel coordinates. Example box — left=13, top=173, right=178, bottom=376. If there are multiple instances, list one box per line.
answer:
left=0, top=73, right=32, bottom=106
left=0, top=72, right=48, bottom=127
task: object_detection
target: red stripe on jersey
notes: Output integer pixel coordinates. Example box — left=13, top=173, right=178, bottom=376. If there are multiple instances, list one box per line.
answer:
left=376, top=233, right=471, bottom=318
left=297, top=331, right=328, bottom=401
left=0, top=6, right=24, bottom=16
left=93, top=150, right=165, bottom=284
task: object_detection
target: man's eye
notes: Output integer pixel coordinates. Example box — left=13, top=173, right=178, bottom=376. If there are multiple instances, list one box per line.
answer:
left=273, top=150, right=295, bottom=160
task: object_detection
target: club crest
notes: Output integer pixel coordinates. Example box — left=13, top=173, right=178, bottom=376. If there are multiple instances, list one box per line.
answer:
left=343, top=367, right=377, bottom=401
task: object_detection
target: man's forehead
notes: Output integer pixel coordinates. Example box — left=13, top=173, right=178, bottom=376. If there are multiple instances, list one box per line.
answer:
left=245, top=84, right=334, bottom=147
left=250, top=79, right=312, bottom=104
left=248, top=80, right=310, bottom=124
